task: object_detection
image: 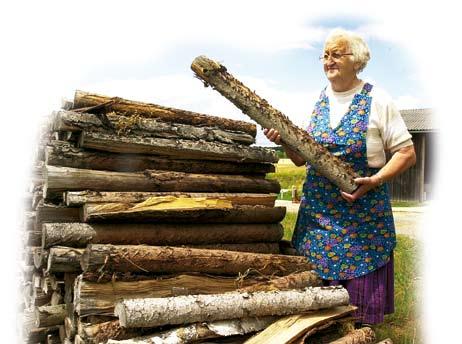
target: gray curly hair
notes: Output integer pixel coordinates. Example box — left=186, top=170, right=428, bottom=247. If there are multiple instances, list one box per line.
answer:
left=324, top=28, right=371, bottom=73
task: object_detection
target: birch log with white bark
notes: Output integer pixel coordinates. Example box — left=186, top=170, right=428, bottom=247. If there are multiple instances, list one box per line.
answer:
left=53, top=110, right=255, bottom=145
left=114, top=286, right=349, bottom=328
left=81, top=244, right=313, bottom=275
left=46, top=140, right=275, bottom=175
left=107, top=317, right=278, bottom=344
left=191, top=56, right=359, bottom=193
left=78, top=130, right=277, bottom=163
left=73, top=90, right=257, bottom=136
left=42, top=222, right=283, bottom=248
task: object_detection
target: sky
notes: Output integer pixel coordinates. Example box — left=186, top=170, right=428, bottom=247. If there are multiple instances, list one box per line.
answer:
left=0, top=0, right=461, bottom=341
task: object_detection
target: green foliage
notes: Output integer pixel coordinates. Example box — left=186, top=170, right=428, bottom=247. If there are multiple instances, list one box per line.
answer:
left=267, top=163, right=306, bottom=200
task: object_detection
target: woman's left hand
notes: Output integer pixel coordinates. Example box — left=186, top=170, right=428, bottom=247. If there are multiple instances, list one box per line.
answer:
left=340, top=175, right=381, bottom=203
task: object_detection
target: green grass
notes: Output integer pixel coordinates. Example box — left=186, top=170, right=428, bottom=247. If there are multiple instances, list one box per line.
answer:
left=267, top=164, right=306, bottom=200
left=280, top=214, right=422, bottom=344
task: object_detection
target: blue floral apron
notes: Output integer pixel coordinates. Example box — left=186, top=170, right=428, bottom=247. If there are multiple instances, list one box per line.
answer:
left=292, top=83, right=396, bottom=280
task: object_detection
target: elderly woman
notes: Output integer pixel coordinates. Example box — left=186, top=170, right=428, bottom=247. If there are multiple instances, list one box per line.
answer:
left=264, top=29, right=416, bottom=326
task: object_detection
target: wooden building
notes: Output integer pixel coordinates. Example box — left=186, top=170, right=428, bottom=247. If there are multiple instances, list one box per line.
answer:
left=388, top=108, right=437, bottom=202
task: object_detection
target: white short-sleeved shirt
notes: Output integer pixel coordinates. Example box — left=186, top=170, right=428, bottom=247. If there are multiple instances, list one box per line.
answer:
left=321, top=81, right=413, bottom=168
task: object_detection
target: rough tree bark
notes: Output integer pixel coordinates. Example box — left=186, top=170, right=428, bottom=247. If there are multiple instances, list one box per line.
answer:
left=81, top=244, right=313, bottom=275
left=78, top=130, right=277, bottom=163
left=42, top=222, right=283, bottom=248
left=191, top=55, right=359, bottom=193
left=46, top=140, right=275, bottom=175
left=73, top=90, right=256, bottom=136
left=114, top=286, right=349, bottom=328
left=35, top=304, right=67, bottom=328
left=329, top=327, right=376, bottom=344
left=53, top=110, right=255, bottom=145
left=46, top=247, right=84, bottom=273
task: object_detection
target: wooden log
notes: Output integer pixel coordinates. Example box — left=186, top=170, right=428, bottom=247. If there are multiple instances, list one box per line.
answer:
left=188, top=243, right=280, bottom=254
left=107, top=317, right=277, bottom=344
left=78, top=130, right=277, bottom=163
left=47, top=247, right=84, bottom=273
left=77, top=319, right=151, bottom=344
left=64, top=316, right=76, bottom=339
left=43, top=222, right=283, bottom=248
left=64, top=273, right=79, bottom=305
left=65, top=191, right=277, bottom=207
left=329, top=327, right=376, bottom=344
left=83, top=204, right=286, bottom=223
left=24, top=246, right=41, bottom=266
left=74, top=271, right=320, bottom=317
left=81, top=245, right=313, bottom=275
left=244, top=305, right=356, bottom=344
left=25, top=325, right=60, bottom=344
left=36, top=203, right=80, bottom=224
left=25, top=230, right=42, bottom=247
left=191, top=56, right=359, bottom=193
left=50, top=291, right=63, bottom=306
left=73, top=90, right=257, bottom=136
left=44, top=166, right=280, bottom=198
left=32, top=287, right=52, bottom=307
left=35, top=304, right=67, bottom=328
left=23, top=211, right=36, bottom=231
left=46, top=140, right=275, bottom=175
left=114, top=286, right=349, bottom=328
left=34, top=248, right=48, bottom=269
left=53, top=110, right=255, bottom=145
left=46, top=333, right=62, bottom=344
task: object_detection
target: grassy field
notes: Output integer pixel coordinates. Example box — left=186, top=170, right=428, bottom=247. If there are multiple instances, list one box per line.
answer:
left=281, top=202, right=423, bottom=343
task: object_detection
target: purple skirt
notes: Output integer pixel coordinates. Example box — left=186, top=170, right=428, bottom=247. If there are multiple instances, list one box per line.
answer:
left=324, top=252, right=394, bottom=324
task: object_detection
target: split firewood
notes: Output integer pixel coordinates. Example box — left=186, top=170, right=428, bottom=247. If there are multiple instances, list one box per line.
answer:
left=25, top=325, right=60, bottom=344
left=243, top=305, right=357, bottom=344
left=78, top=130, right=277, bottom=163
left=35, top=304, right=67, bottom=328
left=65, top=191, right=277, bottom=207
left=77, top=319, right=152, bottom=344
left=53, top=110, right=255, bottom=145
left=35, top=203, right=80, bottom=224
left=42, top=222, right=283, bottom=249
left=33, top=247, right=48, bottom=269
left=44, top=166, right=280, bottom=199
left=46, top=247, right=84, bottom=273
left=83, top=204, right=286, bottom=224
left=329, top=327, right=376, bottom=344
left=107, top=317, right=278, bottom=344
left=81, top=244, right=313, bottom=275
left=114, top=286, right=349, bottom=328
left=74, top=271, right=321, bottom=317
left=46, top=140, right=274, bottom=175
left=191, top=56, right=359, bottom=193
left=73, top=90, right=257, bottom=136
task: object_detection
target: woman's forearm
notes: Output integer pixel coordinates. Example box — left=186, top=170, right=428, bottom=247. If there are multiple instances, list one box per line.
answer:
left=375, top=145, right=417, bottom=183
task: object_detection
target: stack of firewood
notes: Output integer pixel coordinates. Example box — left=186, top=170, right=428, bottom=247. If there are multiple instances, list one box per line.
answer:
left=18, top=91, right=386, bottom=344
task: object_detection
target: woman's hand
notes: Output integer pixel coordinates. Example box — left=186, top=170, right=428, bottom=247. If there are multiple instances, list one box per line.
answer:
left=340, top=175, right=382, bottom=203
left=263, top=128, right=282, bottom=144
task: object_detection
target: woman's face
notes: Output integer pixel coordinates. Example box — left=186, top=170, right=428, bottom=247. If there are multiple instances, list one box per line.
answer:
left=323, top=40, right=358, bottom=84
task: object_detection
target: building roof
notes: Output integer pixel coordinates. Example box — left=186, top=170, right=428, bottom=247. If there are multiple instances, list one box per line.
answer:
left=399, top=108, right=436, bottom=132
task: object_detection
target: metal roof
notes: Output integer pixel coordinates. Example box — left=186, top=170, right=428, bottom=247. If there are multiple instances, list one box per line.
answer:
left=400, top=108, right=436, bottom=132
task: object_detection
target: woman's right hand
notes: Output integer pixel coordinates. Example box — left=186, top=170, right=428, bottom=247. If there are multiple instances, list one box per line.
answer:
left=263, top=128, right=282, bottom=144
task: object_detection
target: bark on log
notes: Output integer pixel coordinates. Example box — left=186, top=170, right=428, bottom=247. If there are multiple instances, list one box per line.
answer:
left=329, top=327, right=376, bottom=344
left=188, top=243, right=280, bottom=254
left=191, top=56, right=359, bottom=193
left=32, top=287, right=52, bottom=307
left=65, top=191, right=277, bottom=207
left=244, top=305, right=356, bottom=344
left=35, top=304, right=67, bottom=327
left=47, top=247, right=84, bottom=273
left=25, top=326, right=60, bottom=344
left=44, top=166, right=280, bottom=198
left=74, top=271, right=320, bottom=317
left=114, top=286, right=349, bottom=328
left=25, top=230, right=42, bottom=246
left=34, top=248, right=49, bottom=269
left=107, top=317, right=277, bottom=344
left=81, top=244, right=313, bottom=275
left=43, top=222, right=283, bottom=249
left=73, top=90, right=257, bottom=136
left=83, top=204, right=286, bottom=224
left=78, top=130, right=277, bottom=163
left=46, top=140, right=275, bottom=175
left=53, top=110, right=255, bottom=145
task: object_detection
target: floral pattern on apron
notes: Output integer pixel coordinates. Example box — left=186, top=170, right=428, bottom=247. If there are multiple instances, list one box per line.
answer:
left=292, top=83, right=396, bottom=280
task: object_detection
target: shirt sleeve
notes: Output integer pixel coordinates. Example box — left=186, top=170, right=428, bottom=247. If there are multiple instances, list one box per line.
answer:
left=375, top=96, right=413, bottom=153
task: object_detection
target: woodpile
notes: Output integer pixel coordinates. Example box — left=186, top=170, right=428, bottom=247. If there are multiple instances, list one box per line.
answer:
left=18, top=91, right=387, bottom=343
